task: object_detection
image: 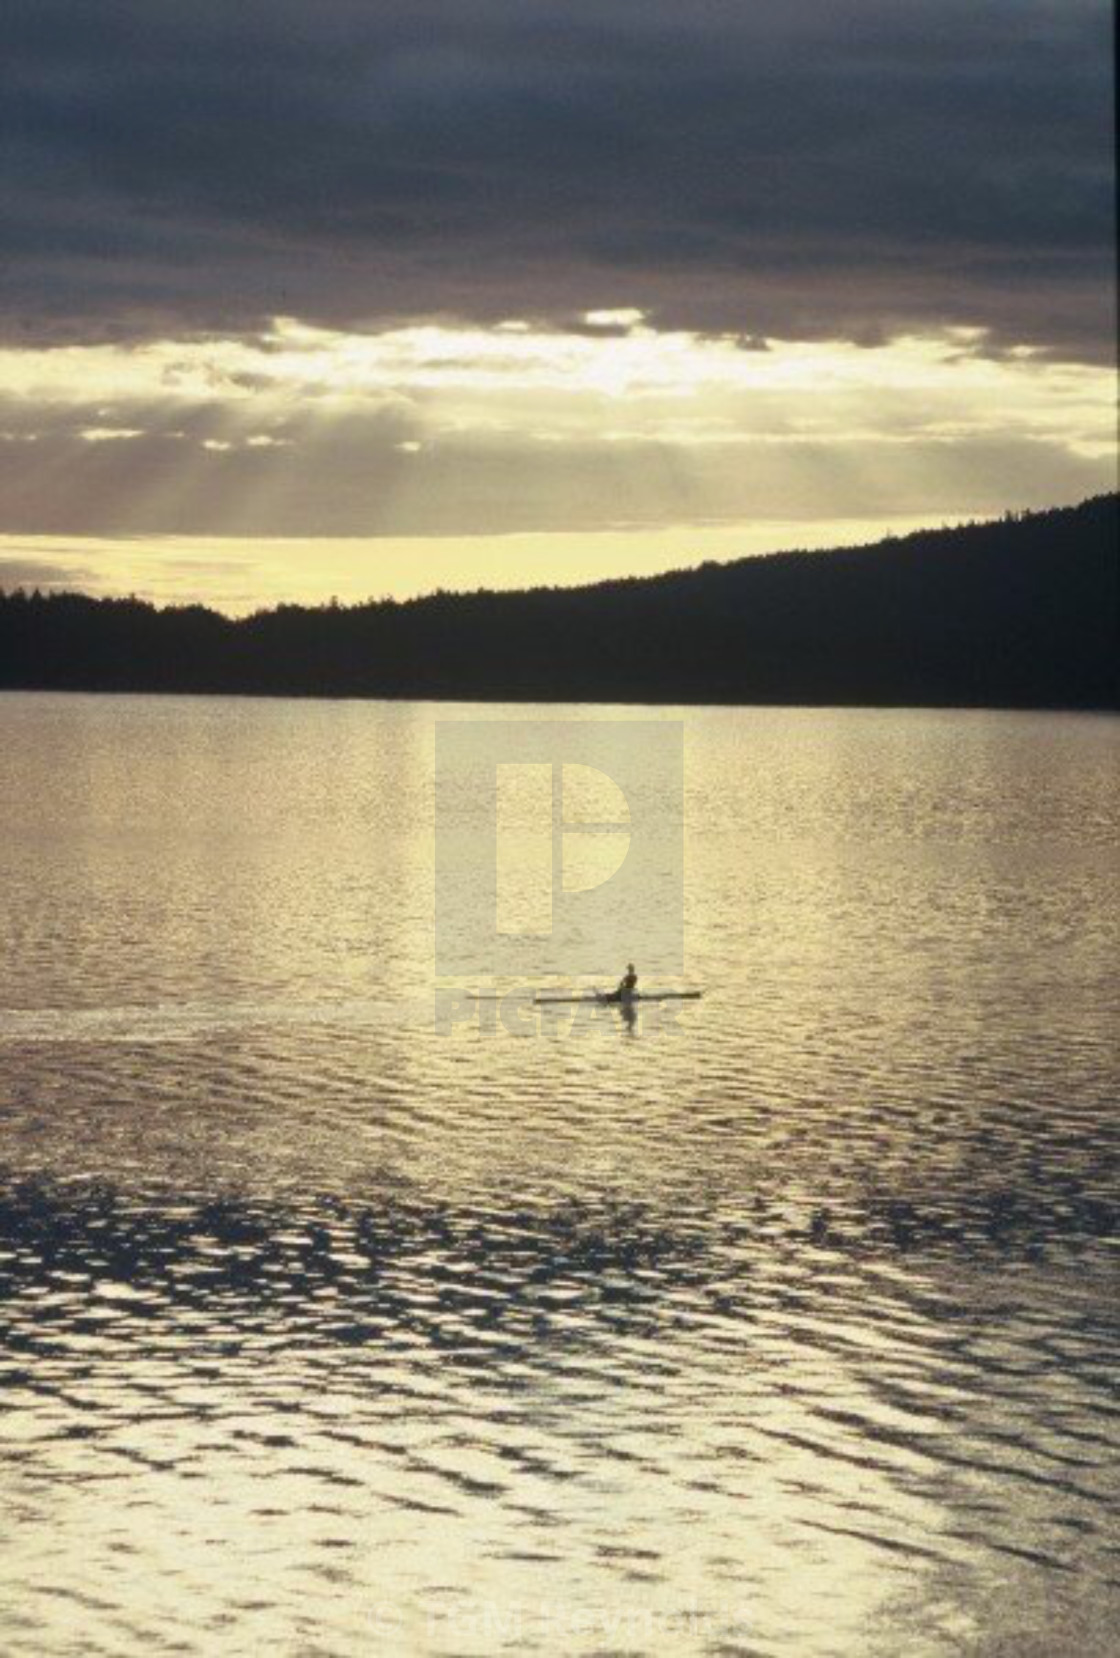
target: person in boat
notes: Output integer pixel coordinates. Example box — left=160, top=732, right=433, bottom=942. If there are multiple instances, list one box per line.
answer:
left=617, top=963, right=638, bottom=999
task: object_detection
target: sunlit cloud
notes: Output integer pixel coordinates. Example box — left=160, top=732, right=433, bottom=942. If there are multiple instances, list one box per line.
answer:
left=0, top=313, right=1112, bottom=602
left=0, top=314, right=1111, bottom=438
left=583, top=308, right=648, bottom=330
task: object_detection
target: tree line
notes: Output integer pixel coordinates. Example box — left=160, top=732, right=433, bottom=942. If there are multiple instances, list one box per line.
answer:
left=1, top=496, right=1115, bottom=708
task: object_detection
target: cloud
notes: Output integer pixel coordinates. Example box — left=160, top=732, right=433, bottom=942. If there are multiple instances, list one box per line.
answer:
left=0, top=0, right=1112, bottom=359
left=0, top=327, right=1110, bottom=537
left=0, top=554, right=97, bottom=590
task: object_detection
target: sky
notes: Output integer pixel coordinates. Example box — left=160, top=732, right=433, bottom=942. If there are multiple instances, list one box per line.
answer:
left=0, top=0, right=1114, bottom=610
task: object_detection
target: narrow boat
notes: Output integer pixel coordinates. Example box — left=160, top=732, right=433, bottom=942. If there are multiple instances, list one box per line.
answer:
left=533, top=989, right=703, bottom=1005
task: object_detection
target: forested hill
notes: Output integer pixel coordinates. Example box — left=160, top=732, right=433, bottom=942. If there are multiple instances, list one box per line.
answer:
left=1, top=496, right=1116, bottom=708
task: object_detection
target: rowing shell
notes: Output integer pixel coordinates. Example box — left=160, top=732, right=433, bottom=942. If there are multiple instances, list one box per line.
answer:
left=532, top=990, right=703, bottom=1006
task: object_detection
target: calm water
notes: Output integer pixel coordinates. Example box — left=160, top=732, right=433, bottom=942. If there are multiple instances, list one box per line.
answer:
left=1, top=693, right=1118, bottom=1657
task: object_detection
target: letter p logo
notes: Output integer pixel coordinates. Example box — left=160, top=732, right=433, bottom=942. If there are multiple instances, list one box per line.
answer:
left=435, top=721, right=683, bottom=977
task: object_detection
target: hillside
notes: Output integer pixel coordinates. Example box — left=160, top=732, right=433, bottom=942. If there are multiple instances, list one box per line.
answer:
left=0, top=497, right=1116, bottom=708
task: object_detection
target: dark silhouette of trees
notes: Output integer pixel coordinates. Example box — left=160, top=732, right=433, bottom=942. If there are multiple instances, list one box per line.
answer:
left=1, top=496, right=1115, bottom=708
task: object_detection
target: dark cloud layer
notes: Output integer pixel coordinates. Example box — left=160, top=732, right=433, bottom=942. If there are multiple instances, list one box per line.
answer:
left=1, top=1, right=1113, bottom=357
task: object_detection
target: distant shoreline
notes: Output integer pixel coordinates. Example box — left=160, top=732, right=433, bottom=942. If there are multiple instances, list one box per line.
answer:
left=1, top=686, right=1116, bottom=715
left=2, top=497, right=1116, bottom=712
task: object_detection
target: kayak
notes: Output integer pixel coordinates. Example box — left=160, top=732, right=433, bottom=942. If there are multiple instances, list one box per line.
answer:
left=533, top=989, right=703, bottom=1005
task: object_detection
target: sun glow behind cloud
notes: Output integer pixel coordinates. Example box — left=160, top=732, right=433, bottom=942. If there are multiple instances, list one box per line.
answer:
left=0, top=311, right=1113, bottom=607
left=3, top=311, right=1112, bottom=416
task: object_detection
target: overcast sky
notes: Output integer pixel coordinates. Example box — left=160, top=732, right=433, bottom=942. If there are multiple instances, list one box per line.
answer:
left=1, top=0, right=1114, bottom=607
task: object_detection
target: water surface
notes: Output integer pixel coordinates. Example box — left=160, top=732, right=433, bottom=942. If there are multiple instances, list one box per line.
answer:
left=1, top=694, right=1117, bottom=1656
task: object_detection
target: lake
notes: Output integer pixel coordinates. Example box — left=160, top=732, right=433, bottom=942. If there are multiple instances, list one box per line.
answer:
left=1, top=693, right=1117, bottom=1656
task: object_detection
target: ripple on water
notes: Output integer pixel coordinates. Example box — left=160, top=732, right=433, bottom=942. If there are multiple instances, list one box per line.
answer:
left=1, top=698, right=1118, bottom=1655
